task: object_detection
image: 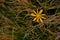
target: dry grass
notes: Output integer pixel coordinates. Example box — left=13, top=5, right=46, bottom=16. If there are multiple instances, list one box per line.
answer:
left=0, top=0, right=60, bottom=40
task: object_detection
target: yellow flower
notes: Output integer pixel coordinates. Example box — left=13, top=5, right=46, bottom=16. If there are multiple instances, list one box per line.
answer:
left=31, top=9, right=46, bottom=23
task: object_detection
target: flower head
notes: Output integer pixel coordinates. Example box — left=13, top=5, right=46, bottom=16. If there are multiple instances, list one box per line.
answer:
left=31, top=9, right=46, bottom=23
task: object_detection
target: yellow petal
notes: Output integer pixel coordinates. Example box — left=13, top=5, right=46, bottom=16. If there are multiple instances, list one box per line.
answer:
left=37, top=18, right=39, bottom=22
left=39, top=9, right=43, bottom=14
left=42, top=14, right=46, bottom=16
left=40, top=18, right=43, bottom=23
left=42, top=17, right=46, bottom=19
left=33, top=18, right=37, bottom=21
left=31, top=13, right=36, bottom=16
left=37, top=9, right=38, bottom=13
left=33, top=10, right=36, bottom=14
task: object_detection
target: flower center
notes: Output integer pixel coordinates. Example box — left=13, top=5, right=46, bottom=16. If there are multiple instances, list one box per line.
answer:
left=36, top=14, right=42, bottom=18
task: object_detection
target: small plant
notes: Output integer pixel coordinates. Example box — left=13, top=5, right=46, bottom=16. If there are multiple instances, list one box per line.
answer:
left=31, top=9, right=46, bottom=23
